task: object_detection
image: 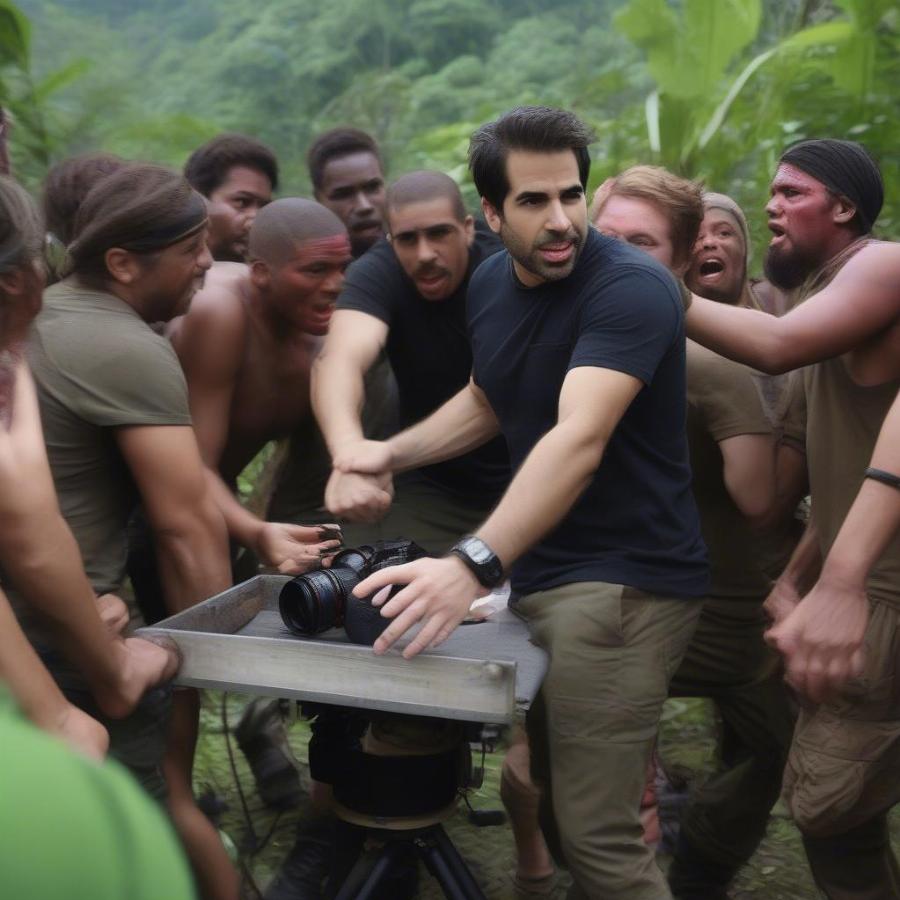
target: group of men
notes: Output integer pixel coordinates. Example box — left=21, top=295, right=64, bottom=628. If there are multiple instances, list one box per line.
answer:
left=0, top=102, right=899, bottom=900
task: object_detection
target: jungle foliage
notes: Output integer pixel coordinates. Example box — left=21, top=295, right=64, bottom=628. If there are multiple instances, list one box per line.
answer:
left=2, top=0, right=899, bottom=259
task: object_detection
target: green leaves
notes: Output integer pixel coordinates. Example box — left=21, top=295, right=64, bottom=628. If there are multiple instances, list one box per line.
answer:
left=615, top=0, right=761, bottom=101
left=0, top=0, right=30, bottom=71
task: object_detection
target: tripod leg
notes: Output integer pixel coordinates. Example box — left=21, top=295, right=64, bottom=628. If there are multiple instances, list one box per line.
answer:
left=334, top=842, right=404, bottom=900
left=416, top=838, right=470, bottom=900
left=432, top=825, right=488, bottom=900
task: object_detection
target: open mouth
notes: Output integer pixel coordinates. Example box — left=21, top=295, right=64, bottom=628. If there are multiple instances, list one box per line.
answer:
left=540, top=242, right=574, bottom=264
left=699, top=259, right=725, bottom=277
left=768, top=223, right=787, bottom=245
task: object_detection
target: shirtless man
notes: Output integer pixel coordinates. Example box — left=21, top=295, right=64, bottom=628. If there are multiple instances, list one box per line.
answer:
left=0, top=175, right=176, bottom=759
left=685, top=138, right=900, bottom=900
left=308, top=127, right=386, bottom=259
left=185, top=132, right=279, bottom=262
left=168, top=198, right=350, bottom=813
left=167, top=198, right=349, bottom=572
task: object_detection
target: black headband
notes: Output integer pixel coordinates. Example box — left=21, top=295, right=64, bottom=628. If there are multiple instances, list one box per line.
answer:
left=118, top=191, right=209, bottom=253
left=780, top=139, right=883, bottom=233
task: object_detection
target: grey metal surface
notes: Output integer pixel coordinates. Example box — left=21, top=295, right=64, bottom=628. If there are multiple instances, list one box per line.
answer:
left=139, top=575, right=547, bottom=724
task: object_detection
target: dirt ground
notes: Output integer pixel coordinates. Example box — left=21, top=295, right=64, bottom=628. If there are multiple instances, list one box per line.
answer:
left=192, top=690, right=893, bottom=899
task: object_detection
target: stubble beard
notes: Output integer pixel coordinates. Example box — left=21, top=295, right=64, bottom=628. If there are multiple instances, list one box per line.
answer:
left=500, top=221, right=584, bottom=284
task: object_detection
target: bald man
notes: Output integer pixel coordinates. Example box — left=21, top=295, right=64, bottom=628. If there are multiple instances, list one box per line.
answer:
left=158, top=200, right=349, bottom=809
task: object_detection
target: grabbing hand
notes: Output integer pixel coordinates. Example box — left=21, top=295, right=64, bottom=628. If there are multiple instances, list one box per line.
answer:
left=763, top=578, right=802, bottom=629
left=96, top=592, right=129, bottom=636
left=256, top=522, right=343, bottom=574
left=354, top=555, right=487, bottom=659
left=333, top=439, right=394, bottom=477
left=325, top=468, right=393, bottom=523
left=93, top=634, right=181, bottom=720
left=766, top=578, right=868, bottom=704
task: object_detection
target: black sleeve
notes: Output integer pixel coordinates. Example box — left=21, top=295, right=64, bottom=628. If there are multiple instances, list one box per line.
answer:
left=569, top=266, right=681, bottom=386
left=335, top=240, right=404, bottom=327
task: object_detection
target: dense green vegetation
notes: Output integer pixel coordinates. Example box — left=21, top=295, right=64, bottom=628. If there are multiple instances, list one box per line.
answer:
left=2, top=0, right=899, bottom=259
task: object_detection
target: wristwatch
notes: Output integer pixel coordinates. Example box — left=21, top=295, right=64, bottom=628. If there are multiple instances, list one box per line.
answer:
left=449, top=536, right=505, bottom=588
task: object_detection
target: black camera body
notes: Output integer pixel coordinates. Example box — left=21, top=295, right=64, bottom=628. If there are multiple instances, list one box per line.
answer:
left=278, top=539, right=428, bottom=646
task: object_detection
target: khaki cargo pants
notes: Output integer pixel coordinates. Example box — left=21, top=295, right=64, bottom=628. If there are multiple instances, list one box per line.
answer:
left=783, top=598, right=900, bottom=900
left=517, top=581, right=703, bottom=900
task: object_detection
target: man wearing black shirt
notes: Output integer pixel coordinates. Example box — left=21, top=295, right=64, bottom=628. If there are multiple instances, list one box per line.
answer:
left=340, top=107, right=708, bottom=899
left=313, top=170, right=508, bottom=551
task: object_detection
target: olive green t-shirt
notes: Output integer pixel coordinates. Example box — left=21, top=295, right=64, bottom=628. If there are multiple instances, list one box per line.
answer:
left=806, top=357, right=900, bottom=608
left=687, top=340, right=794, bottom=600
left=23, top=280, right=191, bottom=611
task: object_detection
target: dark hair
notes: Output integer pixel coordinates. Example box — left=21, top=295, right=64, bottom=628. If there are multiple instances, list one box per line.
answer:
left=41, top=153, right=127, bottom=246
left=184, top=133, right=279, bottom=198
left=68, top=163, right=207, bottom=281
left=307, top=127, right=381, bottom=192
left=386, top=171, right=467, bottom=224
left=468, top=106, right=594, bottom=211
left=0, top=176, right=43, bottom=275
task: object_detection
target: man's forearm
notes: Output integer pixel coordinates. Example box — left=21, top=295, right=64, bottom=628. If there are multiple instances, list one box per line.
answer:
left=204, top=468, right=264, bottom=551
left=0, top=590, right=73, bottom=730
left=0, top=506, right=128, bottom=690
left=476, top=417, right=604, bottom=569
left=155, top=497, right=231, bottom=613
left=386, top=383, right=499, bottom=473
left=312, top=355, right=367, bottom=456
left=687, top=296, right=791, bottom=374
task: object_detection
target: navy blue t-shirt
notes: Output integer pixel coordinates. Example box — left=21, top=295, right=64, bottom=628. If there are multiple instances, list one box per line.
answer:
left=338, top=222, right=509, bottom=501
left=469, top=227, right=708, bottom=598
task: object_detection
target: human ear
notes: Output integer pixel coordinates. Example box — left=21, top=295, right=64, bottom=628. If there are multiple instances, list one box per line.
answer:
left=832, top=195, right=858, bottom=226
left=249, top=259, right=271, bottom=290
left=481, top=198, right=502, bottom=234
left=104, top=248, right=141, bottom=285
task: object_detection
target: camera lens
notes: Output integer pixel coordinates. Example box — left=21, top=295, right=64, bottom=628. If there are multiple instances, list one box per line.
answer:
left=279, top=565, right=361, bottom=635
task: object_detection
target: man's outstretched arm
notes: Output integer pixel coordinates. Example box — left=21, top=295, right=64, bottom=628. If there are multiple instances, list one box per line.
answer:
left=352, top=366, right=642, bottom=658
left=313, top=309, right=395, bottom=523
left=686, top=243, right=900, bottom=374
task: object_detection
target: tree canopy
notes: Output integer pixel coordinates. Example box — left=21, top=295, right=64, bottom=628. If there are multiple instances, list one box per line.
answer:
left=3, top=0, right=898, bottom=259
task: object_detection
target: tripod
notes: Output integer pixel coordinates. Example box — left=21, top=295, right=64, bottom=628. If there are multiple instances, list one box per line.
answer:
left=332, top=818, right=487, bottom=900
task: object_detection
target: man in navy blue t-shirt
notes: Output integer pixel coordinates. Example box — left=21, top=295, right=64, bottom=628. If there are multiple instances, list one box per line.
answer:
left=342, top=106, right=708, bottom=898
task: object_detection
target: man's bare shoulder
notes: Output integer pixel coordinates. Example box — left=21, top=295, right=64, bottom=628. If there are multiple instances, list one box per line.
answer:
left=169, top=262, right=250, bottom=352
left=839, top=240, right=900, bottom=282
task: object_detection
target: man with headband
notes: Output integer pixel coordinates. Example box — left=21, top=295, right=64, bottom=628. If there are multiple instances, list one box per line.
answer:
left=686, top=138, right=900, bottom=898
left=27, top=163, right=239, bottom=900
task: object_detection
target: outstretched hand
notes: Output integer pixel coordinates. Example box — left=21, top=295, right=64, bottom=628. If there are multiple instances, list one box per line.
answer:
left=354, top=556, right=487, bottom=659
left=256, top=522, right=343, bottom=574
left=765, top=578, right=868, bottom=704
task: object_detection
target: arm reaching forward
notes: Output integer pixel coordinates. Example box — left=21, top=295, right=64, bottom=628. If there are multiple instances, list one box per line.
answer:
left=352, top=366, right=642, bottom=658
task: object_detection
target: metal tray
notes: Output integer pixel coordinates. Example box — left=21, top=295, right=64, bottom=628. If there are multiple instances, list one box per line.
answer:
left=138, top=575, right=547, bottom=724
